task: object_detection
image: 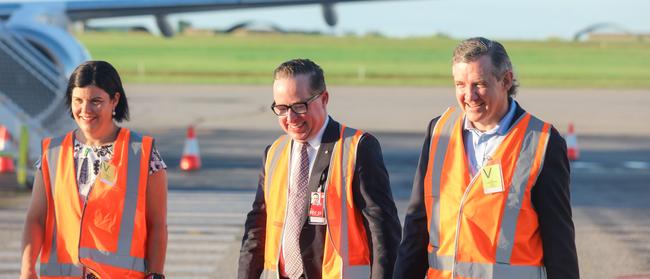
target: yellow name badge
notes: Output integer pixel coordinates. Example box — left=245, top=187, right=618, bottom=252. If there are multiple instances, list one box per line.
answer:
left=98, top=161, right=117, bottom=187
left=481, top=163, right=504, bottom=194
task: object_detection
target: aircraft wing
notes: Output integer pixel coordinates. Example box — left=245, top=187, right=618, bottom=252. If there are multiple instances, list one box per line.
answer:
left=0, top=0, right=384, bottom=21
left=0, top=0, right=384, bottom=35
left=0, top=0, right=399, bottom=180
left=63, top=0, right=381, bottom=20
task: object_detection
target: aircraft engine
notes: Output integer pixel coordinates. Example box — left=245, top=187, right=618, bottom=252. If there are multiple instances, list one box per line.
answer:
left=322, top=3, right=338, bottom=27
left=155, top=14, right=175, bottom=38
left=5, top=3, right=90, bottom=77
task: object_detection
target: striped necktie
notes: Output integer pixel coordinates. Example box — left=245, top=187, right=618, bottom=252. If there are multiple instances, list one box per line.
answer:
left=284, top=142, right=310, bottom=278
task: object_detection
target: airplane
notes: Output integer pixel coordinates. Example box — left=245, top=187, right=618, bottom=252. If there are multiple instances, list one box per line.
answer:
left=0, top=0, right=392, bottom=178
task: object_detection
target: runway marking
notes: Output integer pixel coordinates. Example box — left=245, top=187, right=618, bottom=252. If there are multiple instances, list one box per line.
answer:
left=616, top=274, right=650, bottom=279
left=0, top=195, right=28, bottom=279
left=571, top=161, right=650, bottom=171
left=571, top=161, right=602, bottom=169
left=623, top=161, right=650, bottom=169
left=165, top=190, right=252, bottom=278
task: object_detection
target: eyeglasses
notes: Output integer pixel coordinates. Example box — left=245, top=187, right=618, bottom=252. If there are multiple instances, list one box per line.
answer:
left=271, top=91, right=323, bottom=116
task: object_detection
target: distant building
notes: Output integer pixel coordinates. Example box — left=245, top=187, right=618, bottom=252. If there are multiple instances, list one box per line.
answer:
left=203, top=21, right=324, bottom=36
left=587, top=33, right=650, bottom=42
left=574, top=22, right=648, bottom=42
left=224, top=21, right=285, bottom=35
left=82, top=24, right=152, bottom=34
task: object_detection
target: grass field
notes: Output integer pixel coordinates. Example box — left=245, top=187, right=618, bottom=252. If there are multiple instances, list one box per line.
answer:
left=78, top=32, right=650, bottom=88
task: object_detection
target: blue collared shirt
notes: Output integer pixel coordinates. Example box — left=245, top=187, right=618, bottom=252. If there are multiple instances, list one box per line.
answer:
left=463, top=98, right=517, bottom=175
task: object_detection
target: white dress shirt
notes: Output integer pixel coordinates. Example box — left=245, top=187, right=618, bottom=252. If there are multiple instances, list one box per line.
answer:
left=289, top=116, right=330, bottom=180
left=280, top=116, right=330, bottom=274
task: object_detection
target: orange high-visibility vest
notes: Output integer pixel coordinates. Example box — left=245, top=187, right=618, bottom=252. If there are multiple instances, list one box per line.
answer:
left=260, top=125, right=371, bottom=279
left=39, top=128, right=153, bottom=279
left=424, top=107, right=551, bottom=279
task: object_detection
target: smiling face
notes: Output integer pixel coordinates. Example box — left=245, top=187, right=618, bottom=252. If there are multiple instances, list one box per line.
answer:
left=273, top=74, right=328, bottom=143
left=71, top=85, right=119, bottom=137
left=453, top=55, right=512, bottom=131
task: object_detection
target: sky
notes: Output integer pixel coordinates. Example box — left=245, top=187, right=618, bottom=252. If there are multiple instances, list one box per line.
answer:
left=84, top=0, right=650, bottom=40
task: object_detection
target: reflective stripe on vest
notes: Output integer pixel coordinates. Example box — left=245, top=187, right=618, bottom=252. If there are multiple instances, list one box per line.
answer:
left=261, top=125, right=370, bottom=279
left=425, top=107, right=459, bottom=253
left=427, top=254, right=547, bottom=279
left=261, top=134, right=290, bottom=279
left=322, top=125, right=370, bottom=278
left=40, top=135, right=83, bottom=278
left=425, top=107, right=550, bottom=279
left=40, top=129, right=152, bottom=278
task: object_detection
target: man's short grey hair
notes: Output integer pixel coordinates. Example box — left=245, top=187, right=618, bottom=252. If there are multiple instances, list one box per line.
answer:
left=452, top=37, right=519, bottom=97
left=273, top=58, right=326, bottom=96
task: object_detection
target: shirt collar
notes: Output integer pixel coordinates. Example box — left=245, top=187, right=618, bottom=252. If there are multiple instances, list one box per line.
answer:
left=306, top=116, right=329, bottom=149
left=463, top=98, right=517, bottom=136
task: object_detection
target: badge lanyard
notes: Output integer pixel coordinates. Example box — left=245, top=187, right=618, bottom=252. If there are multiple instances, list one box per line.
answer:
left=308, top=167, right=328, bottom=225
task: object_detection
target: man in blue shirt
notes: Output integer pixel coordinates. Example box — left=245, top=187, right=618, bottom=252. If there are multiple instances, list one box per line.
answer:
left=394, top=37, right=579, bottom=279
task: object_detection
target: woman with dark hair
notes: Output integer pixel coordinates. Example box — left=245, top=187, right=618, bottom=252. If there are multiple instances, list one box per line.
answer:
left=20, top=61, right=168, bottom=279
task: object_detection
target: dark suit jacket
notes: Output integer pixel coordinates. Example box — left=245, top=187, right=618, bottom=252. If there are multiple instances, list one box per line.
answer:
left=238, top=117, right=402, bottom=279
left=394, top=101, right=579, bottom=279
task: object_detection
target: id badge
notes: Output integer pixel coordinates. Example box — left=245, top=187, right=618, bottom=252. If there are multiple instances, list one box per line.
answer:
left=481, top=163, right=504, bottom=194
left=308, top=191, right=327, bottom=225
left=98, top=161, right=117, bottom=187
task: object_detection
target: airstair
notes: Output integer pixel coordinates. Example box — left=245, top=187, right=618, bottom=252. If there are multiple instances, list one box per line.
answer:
left=0, top=22, right=74, bottom=164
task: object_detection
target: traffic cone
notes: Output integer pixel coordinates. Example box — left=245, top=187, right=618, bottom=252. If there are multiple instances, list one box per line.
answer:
left=0, top=125, right=15, bottom=173
left=180, top=126, right=201, bottom=171
left=566, top=122, right=579, bottom=161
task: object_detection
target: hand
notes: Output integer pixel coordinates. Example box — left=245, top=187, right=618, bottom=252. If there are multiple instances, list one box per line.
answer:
left=20, top=268, right=38, bottom=279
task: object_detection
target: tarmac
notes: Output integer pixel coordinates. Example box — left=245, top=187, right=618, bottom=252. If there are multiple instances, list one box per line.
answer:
left=2, top=85, right=649, bottom=278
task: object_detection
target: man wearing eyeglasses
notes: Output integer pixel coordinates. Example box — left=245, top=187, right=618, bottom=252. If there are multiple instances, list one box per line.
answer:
left=238, top=59, right=401, bottom=279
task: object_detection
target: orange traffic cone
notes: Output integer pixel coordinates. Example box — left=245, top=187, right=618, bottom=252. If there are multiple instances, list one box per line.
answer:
left=0, top=126, right=15, bottom=173
left=566, top=122, right=579, bottom=161
left=180, top=126, right=201, bottom=171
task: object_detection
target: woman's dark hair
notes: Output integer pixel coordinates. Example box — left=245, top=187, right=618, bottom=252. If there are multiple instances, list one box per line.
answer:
left=65, top=60, right=130, bottom=122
